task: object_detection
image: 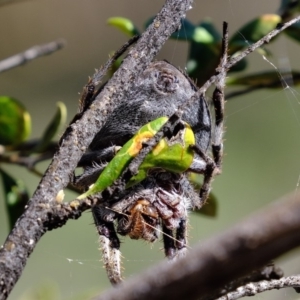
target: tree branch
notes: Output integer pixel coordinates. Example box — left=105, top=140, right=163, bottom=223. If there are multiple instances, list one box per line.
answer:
left=0, top=40, right=66, bottom=73
left=95, top=191, right=300, bottom=300
left=0, top=1, right=193, bottom=299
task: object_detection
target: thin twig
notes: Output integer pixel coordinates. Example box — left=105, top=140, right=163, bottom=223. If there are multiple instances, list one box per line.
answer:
left=0, top=39, right=66, bottom=73
left=0, top=0, right=31, bottom=7
left=216, top=275, right=300, bottom=300
left=93, top=35, right=140, bottom=85
left=0, top=152, right=53, bottom=169
left=202, top=263, right=284, bottom=300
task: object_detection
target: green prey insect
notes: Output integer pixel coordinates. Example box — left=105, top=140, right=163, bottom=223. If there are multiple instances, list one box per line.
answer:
left=77, top=116, right=195, bottom=200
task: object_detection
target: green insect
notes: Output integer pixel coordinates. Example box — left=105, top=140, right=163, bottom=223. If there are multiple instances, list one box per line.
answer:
left=77, top=116, right=195, bottom=200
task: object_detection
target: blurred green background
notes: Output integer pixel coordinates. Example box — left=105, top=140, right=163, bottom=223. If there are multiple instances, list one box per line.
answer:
left=1, top=0, right=300, bottom=299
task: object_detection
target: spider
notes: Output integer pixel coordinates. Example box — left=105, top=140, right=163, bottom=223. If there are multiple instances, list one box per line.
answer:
left=75, top=25, right=228, bottom=285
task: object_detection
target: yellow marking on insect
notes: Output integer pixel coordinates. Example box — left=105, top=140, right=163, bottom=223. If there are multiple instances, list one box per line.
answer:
left=128, top=131, right=153, bottom=156
left=152, top=139, right=167, bottom=156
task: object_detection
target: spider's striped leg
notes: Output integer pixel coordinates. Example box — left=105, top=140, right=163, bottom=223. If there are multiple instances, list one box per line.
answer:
left=92, top=207, right=122, bottom=285
left=189, top=23, right=228, bottom=209
left=162, top=219, right=187, bottom=260
left=162, top=223, right=176, bottom=260
left=211, top=85, right=225, bottom=170
left=175, top=219, right=187, bottom=258
left=194, top=83, right=225, bottom=208
left=211, top=21, right=228, bottom=170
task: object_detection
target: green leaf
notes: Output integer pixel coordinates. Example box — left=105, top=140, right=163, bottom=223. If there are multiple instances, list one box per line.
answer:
left=107, top=17, right=139, bottom=36
left=230, top=14, right=282, bottom=53
left=197, top=19, right=221, bottom=42
left=0, top=96, right=31, bottom=146
left=227, top=70, right=300, bottom=88
left=34, top=102, right=67, bottom=152
left=0, top=168, right=29, bottom=230
left=192, top=27, right=214, bottom=43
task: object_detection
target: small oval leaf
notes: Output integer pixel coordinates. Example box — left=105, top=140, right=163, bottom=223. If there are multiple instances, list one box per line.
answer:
left=0, top=96, right=31, bottom=146
left=107, top=17, right=139, bottom=36
left=192, top=27, right=214, bottom=43
left=197, top=19, right=221, bottom=42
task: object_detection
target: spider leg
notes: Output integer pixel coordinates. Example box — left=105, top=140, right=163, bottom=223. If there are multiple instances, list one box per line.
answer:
left=92, top=206, right=122, bottom=285
left=175, top=218, right=187, bottom=258
left=211, top=87, right=224, bottom=170
left=189, top=23, right=228, bottom=209
left=73, top=163, right=106, bottom=189
left=162, top=223, right=176, bottom=259
left=211, top=23, right=228, bottom=170
left=162, top=218, right=187, bottom=260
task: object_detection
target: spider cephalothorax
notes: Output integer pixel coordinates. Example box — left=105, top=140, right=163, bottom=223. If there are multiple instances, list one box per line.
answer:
left=75, top=24, right=227, bottom=285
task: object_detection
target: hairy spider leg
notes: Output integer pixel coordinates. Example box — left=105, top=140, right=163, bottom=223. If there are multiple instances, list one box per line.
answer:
left=92, top=207, right=122, bottom=285
left=162, top=218, right=187, bottom=260
left=175, top=219, right=187, bottom=258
